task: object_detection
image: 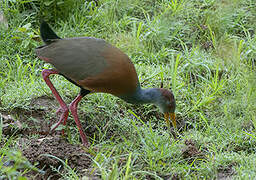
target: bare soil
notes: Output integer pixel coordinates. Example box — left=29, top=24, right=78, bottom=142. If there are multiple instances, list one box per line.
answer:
left=1, top=96, right=99, bottom=179
left=20, top=136, right=96, bottom=179
left=181, top=139, right=205, bottom=164
left=217, top=163, right=236, bottom=180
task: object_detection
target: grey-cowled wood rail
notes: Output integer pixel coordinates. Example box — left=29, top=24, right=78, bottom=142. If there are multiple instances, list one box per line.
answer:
left=36, top=21, right=176, bottom=147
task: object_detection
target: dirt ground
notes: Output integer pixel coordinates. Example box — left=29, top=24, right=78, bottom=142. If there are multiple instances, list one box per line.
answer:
left=1, top=96, right=99, bottom=179
left=20, top=136, right=95, bottom=179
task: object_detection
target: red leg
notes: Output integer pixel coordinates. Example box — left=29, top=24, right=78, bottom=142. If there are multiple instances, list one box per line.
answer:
left=42, top=69, right=69, bottom=134
left=69, top=94, right=89, bottom=147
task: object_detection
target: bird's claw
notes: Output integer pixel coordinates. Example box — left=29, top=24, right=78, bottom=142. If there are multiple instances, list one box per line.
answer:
left=56, top=106, right=69, bottom=116
left=49, top=106, right=69, bottom=135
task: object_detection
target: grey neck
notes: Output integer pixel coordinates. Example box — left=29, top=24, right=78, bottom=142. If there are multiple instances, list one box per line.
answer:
left=118, top=85, right=161, bottom=105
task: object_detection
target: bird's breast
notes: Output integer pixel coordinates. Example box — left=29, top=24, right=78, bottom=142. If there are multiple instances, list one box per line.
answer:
left=78, top=45, right=139, bottom=96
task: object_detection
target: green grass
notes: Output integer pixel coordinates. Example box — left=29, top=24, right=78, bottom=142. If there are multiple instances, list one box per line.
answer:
left=1, top=0, right=256, bottom=179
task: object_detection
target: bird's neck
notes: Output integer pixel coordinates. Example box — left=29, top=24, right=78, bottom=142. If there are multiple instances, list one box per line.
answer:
left=118, top=85, right=160, bottom=105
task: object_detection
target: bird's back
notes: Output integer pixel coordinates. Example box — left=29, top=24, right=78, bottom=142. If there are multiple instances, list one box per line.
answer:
left=36, top=37, right=139, bottom=96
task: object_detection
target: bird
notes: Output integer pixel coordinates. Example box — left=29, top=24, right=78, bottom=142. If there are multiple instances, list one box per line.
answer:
left=35, top=21, right=176, bottom=147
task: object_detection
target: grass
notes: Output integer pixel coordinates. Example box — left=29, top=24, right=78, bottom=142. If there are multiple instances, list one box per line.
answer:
left=1, top=0, right=256, bottom=179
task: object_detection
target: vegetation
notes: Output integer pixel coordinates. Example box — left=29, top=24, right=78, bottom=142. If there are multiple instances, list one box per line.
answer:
left=0, top=0, right=255, bottom=179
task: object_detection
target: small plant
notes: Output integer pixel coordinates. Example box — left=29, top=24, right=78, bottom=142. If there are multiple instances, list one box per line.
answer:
left=0, top=144, right=37, bottom=179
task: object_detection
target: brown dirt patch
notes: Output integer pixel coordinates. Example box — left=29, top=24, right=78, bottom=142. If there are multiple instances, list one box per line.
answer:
left=20, top=136, right=98, bottom=179
left=1, top=95, right=101, bottom=179
left=217, top=163, right=236, bottom=180
left=181, top=139, right=205, bottom=164
left=1, top=96, right=58, bottom=137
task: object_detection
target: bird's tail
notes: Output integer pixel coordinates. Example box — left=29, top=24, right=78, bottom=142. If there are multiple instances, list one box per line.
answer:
left=40, top=21, right=61, bottom=44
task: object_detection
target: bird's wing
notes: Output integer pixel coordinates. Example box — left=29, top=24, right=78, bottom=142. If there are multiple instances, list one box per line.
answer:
left=36, top=37, right=108, bottom=80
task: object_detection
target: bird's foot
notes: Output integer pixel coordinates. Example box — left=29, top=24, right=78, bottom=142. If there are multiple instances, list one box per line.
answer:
left=56, top=106, right=69, bottom=118
left=55, top=107, right=63, bottom=116
left=49, top=106, right=69, bottom=135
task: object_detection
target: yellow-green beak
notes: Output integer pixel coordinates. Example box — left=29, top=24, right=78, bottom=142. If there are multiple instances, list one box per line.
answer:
left=164, top=112, right=176, bottom=129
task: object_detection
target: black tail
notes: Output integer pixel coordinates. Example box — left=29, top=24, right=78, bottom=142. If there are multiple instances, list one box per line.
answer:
left=40, top=21, right=61, bottom=44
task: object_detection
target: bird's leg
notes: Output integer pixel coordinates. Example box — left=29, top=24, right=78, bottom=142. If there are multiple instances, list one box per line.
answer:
left=69, top=89, right=90, bottom=147
left=42, top=69, right=69, bottom=135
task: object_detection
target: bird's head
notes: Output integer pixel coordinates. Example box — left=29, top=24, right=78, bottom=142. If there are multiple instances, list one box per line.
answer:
left=157, top=88, right=176, bottom=129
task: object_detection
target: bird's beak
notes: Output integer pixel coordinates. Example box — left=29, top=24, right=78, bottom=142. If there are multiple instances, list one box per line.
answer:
left=164, top=112, right=176, bottom=129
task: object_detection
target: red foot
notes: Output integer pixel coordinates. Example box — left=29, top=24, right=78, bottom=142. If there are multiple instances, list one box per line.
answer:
left=55, top=106, right=69, bottom=135
left=50, top=106, right=69, bottom=134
